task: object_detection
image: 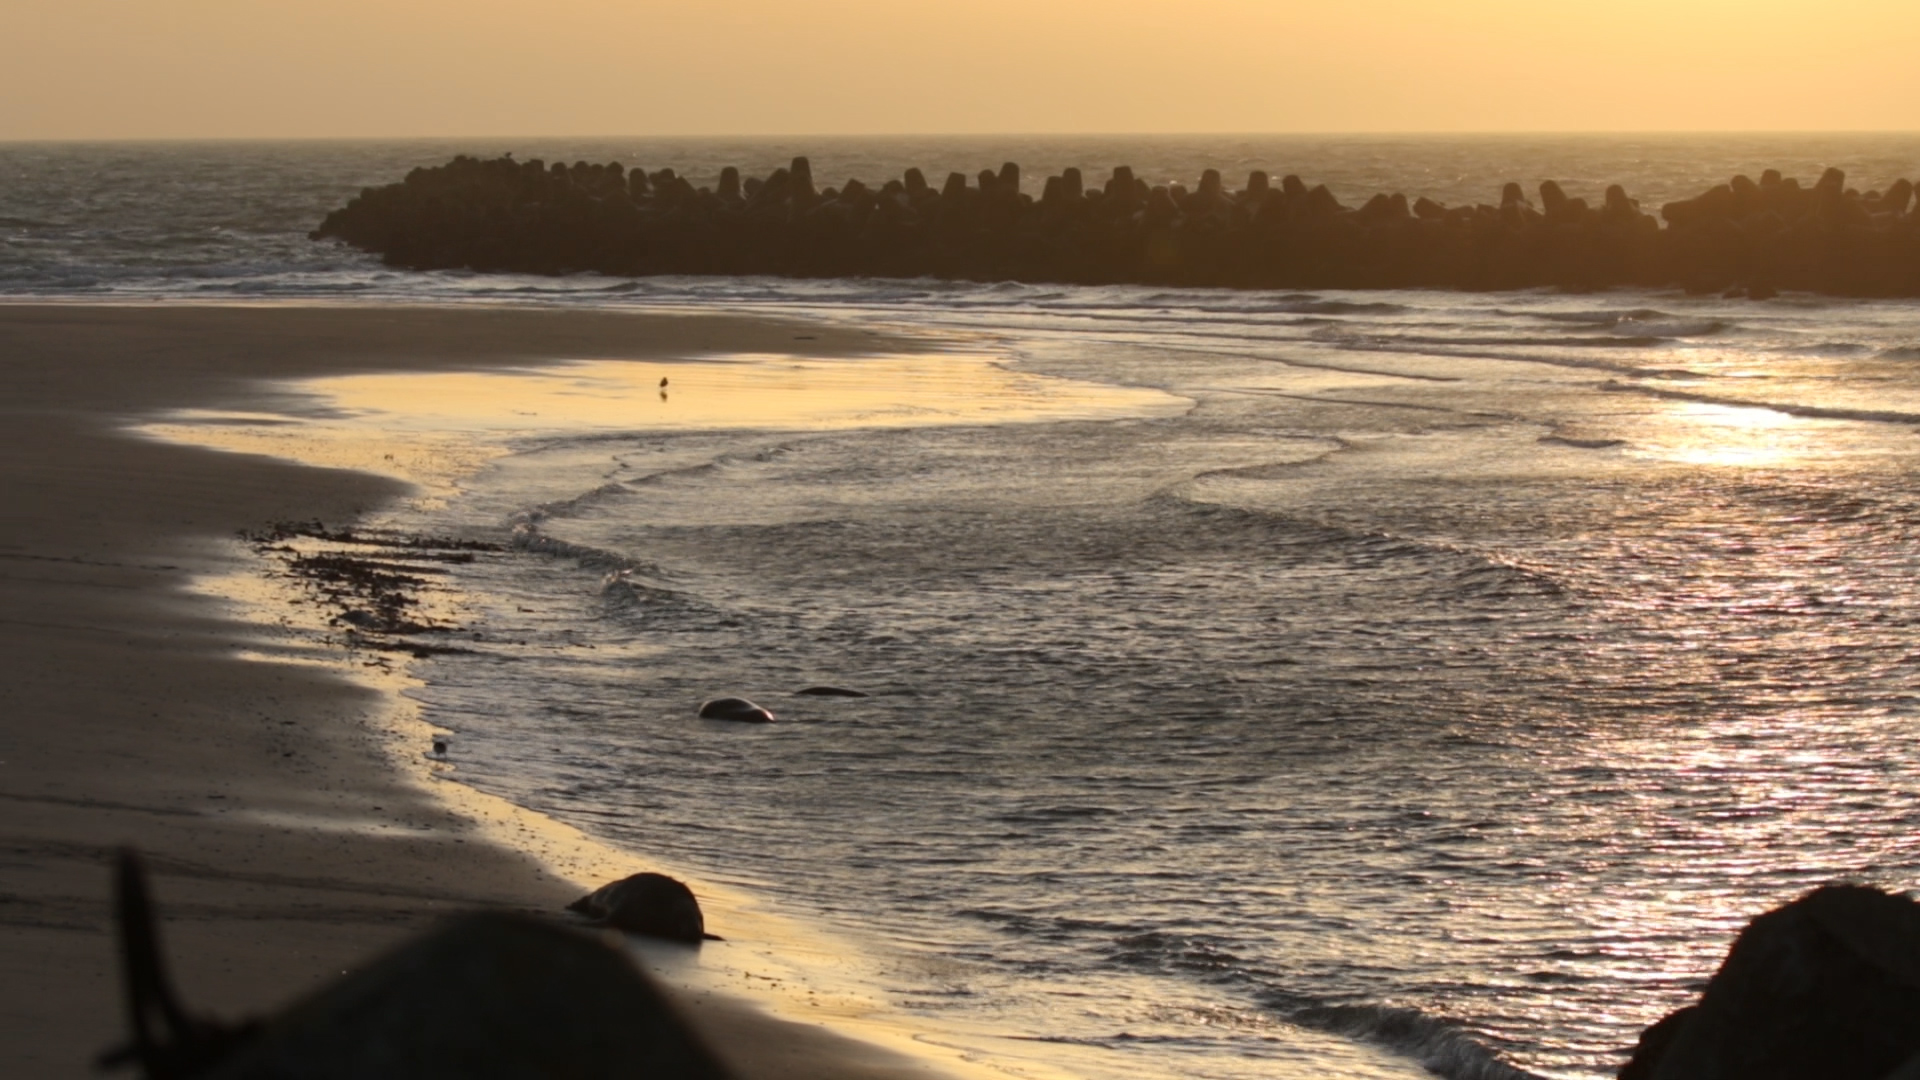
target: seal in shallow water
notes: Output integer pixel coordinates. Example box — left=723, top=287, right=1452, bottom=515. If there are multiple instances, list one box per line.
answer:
left=795, top=685, right=868, bottom=698
left=697, top=697, right=774, bottom=722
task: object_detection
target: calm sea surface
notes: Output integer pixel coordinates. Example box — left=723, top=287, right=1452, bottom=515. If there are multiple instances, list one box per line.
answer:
left=7, top=136, right=1920, bottom=1080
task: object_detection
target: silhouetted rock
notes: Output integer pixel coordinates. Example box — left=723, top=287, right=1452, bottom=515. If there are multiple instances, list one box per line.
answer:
left=309, top=155, right=1920, bottom=296
left=1619, top=1007, right=1697, bottom=1080
left=200, top=914, right=732, bottom=1079
left=567, top=872, right=709, bottom=943
left=789, top=156, right=816, bottom=203
left=1618, top=884, right=1920, bottom=1080
left=1883, top=179, right=1913, bottom=217
left=1540, top=179, right=1569, bottom=217
left=101, top=849, right=732, bottom=1080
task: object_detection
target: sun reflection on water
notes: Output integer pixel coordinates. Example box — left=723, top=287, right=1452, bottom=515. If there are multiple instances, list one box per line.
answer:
left=307, top=352, right=1184, bottom=432
left=136, top=351, right=1188, bottom=504
left=1631, top=401, right=1833, bottom=469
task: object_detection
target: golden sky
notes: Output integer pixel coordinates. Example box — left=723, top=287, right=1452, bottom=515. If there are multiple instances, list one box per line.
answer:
left=5, top=0, right=1916, bottom=138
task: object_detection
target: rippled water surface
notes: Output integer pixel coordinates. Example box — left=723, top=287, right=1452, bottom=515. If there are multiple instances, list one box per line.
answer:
left=13, top=137, right=1920, bottom=1080
left=185, top=285, right=1920, bottom=1080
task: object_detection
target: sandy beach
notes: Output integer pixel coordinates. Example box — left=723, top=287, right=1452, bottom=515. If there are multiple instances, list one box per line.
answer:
left=0, top=303, right=966, bottom=1079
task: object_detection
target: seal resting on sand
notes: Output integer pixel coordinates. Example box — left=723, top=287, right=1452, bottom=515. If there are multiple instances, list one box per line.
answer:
left=567, top=872, right=713, bottom=943
left=698, top=697, right=774, bottom=722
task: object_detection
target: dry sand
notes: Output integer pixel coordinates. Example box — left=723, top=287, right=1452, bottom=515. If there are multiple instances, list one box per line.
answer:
left=0, top=303, right=968, bottom=1079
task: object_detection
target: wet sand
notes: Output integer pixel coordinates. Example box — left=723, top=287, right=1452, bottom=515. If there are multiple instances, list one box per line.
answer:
left=0, top=303, right=963, bottom=1079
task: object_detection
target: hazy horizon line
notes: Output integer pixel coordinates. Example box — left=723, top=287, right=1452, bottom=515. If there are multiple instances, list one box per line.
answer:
left=6, top=129, right=1920, bottom=147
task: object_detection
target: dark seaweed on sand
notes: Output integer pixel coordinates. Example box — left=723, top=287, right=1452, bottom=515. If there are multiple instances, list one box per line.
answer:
left=243, top=521, right=502, bottom=656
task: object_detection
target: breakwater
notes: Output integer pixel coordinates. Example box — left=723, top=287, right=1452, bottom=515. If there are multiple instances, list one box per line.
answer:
left=313, top=155, right=1920, bottom=296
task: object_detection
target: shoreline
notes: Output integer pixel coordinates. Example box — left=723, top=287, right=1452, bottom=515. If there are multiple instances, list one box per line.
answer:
left=0, top=302, right=1014, bottom=1079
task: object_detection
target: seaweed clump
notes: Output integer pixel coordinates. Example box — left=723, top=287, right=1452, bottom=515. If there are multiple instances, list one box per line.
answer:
left=243, top=520, right=503, bottom=657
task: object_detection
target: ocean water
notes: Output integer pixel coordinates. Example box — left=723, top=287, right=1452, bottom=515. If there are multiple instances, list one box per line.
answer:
left=9, top=136, right=1920, bottom=1080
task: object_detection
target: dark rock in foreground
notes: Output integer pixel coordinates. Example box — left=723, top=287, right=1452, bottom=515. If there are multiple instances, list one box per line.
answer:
left=103, top=848, right=726, bottom=1079
left=201, top=913, right=732, bottom=1079
left=313, top=155, right=1920, bottom=296
left=568, top=872, right=710, bottom=944
left=1620, top=884, right=1920, bottom=1080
